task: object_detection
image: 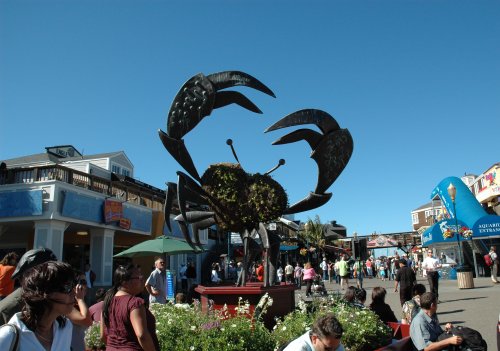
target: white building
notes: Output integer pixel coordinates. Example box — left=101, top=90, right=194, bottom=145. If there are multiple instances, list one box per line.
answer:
left=0, top=145, right=206, bottom=286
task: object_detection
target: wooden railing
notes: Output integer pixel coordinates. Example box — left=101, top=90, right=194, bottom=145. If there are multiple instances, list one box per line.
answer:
left=0, top=165, right=165, bottom=211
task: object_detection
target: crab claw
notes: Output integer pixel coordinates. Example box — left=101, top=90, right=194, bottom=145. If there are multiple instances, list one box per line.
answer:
left=167, top=71, right=275, bottom=140
left=265, top=109, right=353, bottom=214
left=161, top=71, right=275, bottom=181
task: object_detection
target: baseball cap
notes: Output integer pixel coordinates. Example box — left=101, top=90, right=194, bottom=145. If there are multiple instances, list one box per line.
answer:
left=11, top=248, right=57, bottom=280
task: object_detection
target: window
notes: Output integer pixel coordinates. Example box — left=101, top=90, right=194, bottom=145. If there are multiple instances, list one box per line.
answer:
left=112, top=165, right=121, bottom=174
left=122, top=169, right=130, bottom=177
left=412, top=213, right=419, bottom=224
left=424, top=210, right=432, bottom=218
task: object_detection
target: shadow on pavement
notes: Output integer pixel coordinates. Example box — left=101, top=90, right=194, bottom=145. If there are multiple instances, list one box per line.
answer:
left=438, top=309, right=464, bottom=315
left=441, top=296, right=487, bottom=303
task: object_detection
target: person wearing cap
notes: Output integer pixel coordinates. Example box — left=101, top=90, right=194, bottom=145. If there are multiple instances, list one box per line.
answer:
left=0, top=248, right=57, bottom=325
left=394, top=258, right=416, bottom=306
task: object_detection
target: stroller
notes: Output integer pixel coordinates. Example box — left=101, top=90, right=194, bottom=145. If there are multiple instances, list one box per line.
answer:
left=311, top=274, right=328, bottom=296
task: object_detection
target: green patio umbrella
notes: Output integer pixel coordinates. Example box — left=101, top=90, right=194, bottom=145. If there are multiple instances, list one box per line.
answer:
left=113, top=236, right=202, bottom=258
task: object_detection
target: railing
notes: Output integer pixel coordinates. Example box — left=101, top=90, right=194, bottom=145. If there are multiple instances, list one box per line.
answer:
left=0, top=165, right=165, bottom=211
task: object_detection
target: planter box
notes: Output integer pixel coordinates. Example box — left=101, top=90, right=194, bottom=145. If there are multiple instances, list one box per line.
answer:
left=195, top=282, right=296, bottom=329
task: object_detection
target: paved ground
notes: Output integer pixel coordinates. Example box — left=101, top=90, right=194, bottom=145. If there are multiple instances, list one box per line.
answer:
left=294, top=275, right=499, bottom=349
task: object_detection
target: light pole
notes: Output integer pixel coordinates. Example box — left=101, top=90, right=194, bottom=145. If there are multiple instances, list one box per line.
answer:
left=447, top=182, right=464, bottom=268
left=352, top=232, right=358, bottom=259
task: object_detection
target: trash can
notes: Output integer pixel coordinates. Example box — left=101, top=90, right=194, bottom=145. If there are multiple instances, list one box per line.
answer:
left=456, top=267, right=474, bottom=289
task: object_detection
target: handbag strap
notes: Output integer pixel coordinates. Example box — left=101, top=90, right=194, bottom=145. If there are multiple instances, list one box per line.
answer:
left=1, top=323, right=20, bottom=351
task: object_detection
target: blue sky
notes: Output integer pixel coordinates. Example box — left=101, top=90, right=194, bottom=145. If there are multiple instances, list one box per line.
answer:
left=1, top=0, right=499, bottom=236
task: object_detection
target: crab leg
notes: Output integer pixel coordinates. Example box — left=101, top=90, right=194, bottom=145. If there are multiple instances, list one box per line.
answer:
left=266, top=109, right=353, bottom=214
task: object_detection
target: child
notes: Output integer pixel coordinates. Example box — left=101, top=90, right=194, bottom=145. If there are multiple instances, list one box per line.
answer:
left=379, top=265, right=386, bottom=281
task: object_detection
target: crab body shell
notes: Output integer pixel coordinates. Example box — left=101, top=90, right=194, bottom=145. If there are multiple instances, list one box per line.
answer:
left=201, top=163, right=288, bottom=232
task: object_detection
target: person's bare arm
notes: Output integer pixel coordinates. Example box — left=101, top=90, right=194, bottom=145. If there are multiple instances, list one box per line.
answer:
left=67, top=284, right=92, bottom=327
left=130, top=306, right=157, bottom=351
left=99, top=312, right=107, bottom=344
left=423, top=336, right=462, bottom=351
left=145, top=283, right=159, bottom=296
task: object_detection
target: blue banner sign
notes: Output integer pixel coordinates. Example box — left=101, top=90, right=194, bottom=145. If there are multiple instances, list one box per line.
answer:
left=0, top=190, right=43, bottom=217
left=61, top=191, right=104, bottom=222
left=166, top=270, right=175, bottom=301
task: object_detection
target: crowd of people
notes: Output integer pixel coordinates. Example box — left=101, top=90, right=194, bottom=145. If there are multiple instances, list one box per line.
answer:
left=0, top=247, right=496, bottom=351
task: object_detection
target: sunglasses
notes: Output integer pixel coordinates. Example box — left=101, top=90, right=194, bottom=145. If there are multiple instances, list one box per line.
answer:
left=57, top=282, right=75, bottom=294
left=158, top=262, right=165, bottom=265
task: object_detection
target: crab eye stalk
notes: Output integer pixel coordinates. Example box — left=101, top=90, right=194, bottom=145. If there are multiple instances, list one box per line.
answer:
left=226, top=139, right=241, bottom=165
left=265, top=159, right=285, bottom=176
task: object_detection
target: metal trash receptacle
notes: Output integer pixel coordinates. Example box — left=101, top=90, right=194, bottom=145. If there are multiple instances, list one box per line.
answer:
left=457, top=269, right=474, bottom=289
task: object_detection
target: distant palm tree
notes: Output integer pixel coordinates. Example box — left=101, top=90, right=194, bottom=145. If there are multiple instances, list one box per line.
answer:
left=300, top=215, right=326, bottom=256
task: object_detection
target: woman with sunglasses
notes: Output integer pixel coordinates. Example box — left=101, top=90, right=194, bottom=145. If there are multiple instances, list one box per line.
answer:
left=101, top=264, right=159, bottom=351
left=0, top=260, right=76, bottom=350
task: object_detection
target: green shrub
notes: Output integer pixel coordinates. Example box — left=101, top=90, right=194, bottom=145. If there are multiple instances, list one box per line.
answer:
left=84, top=322, right=106, bottom=351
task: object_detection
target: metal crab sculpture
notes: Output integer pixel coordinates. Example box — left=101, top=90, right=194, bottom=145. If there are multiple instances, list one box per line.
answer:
left=159, top=71, right=353, bottom=287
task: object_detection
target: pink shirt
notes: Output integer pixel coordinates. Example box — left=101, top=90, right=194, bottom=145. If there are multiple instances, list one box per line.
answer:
left=302, top=268, right=316, bottom=280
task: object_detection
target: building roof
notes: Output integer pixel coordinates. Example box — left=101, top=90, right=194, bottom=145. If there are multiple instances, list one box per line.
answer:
left=412, top=200, right=442, bottom=212
left=3, top=150, right=126, bottom=168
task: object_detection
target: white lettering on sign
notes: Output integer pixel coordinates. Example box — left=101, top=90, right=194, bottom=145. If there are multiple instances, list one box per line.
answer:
left=478, top=222, right=500, bottom=233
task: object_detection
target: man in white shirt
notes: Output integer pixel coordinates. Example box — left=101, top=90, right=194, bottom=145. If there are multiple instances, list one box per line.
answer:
left=489, top=246, right=499, bottom=283
left=422, top=250, right=442, bottom=302
left=283, top=313, right=345, bottom=351
left=145, top=257, right=167, bottom=304
left=320, top=258, right=328, bottom=281
left=284, top=263, right=294, bottom=284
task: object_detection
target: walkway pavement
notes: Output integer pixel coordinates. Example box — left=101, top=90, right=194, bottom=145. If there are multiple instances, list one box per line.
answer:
left=294, top=275, right=499, bottom=348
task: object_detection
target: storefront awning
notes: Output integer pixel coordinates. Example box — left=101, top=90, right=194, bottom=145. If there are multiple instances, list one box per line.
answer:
left=472, top=215, right=500, bottom=238
left=422, top=219, right=471, bottom=247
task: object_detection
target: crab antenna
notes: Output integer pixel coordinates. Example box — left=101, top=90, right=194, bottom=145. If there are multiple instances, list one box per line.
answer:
left=265, top=159, right=285, bottom=176
left=226, top=139, right=241, bottom=165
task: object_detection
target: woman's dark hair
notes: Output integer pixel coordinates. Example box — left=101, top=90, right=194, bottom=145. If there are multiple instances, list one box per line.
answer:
left=369, top=286, right=387, bottom=307
left=20, top=261, right=74, bottom=331
left=95, top=288, right=107, bottom=302
left=343, top=286, right=357, bottom=303
left=412, top=283, right=426, bottom=297
left=355, top=287, right=367, bottom=303
left=0, top=251, right=18, bottom=265
left=103, top=264, right=138, bottom=328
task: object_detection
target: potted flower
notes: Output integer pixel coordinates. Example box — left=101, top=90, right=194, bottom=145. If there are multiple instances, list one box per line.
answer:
left=84, top=322, right=105, bottom=351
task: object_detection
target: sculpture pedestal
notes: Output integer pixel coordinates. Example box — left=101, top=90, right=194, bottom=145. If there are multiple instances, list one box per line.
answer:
left=195, top=283, right=296, bottom=329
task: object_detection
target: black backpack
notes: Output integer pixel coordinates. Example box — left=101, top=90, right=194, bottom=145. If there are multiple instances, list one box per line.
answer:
left=437, top=326, right=487, bottom=351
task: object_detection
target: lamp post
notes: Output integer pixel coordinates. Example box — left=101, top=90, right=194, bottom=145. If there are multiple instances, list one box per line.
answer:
left=447, top=183, right=463, bottom=268
left=352, top=232, right=358, bottom=259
